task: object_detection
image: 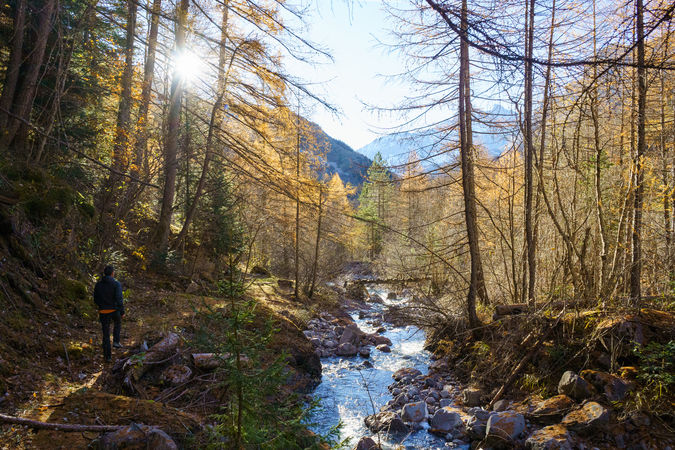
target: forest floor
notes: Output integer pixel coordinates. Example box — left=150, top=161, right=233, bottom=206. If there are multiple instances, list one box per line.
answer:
left=0, top=271, right=346, bottom=449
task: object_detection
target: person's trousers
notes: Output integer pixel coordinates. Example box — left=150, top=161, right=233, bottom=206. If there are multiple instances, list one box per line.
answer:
left=100, top=311, right=121, bottom=360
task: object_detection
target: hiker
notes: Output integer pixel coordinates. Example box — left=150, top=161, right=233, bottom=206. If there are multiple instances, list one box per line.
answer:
left=93, top=265, right=125, bottom=361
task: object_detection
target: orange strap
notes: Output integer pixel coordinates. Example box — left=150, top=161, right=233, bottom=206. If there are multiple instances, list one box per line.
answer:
left=99, top=309, right=116, bottom=314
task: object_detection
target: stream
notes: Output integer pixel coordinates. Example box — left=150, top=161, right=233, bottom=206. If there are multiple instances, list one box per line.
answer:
left=309, top=286, right=459, bottom=449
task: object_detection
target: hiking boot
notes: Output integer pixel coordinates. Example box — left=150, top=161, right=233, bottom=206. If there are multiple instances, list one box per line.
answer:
left=113, top=342, right=123, bottom=349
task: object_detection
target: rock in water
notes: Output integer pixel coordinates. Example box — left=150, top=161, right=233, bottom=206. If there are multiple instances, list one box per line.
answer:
left=485, top=411, right=526, bottom=445
left=392, top=367, right=422, bottom=381
left=561, top=401, right=609, bottom=434
left=353, top=436, right=380, bottom=450
left=525, top=424, right=573, bottom=450
left=429, top=407, right=463, bottom=434
left=376, top=344, right=391, bottom=353
left=364, top=411, right=408, bottom=434
left=336, top=343, right=358, bottom=356
left=98, top=423, right=178, bottom=450
left=557, top=371, right=593, bottom=401
left=401, top=401, right=428, bottom=422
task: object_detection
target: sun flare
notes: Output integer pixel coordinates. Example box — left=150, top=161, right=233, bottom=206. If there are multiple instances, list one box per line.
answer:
left=173, top=50, right=204, bottom=83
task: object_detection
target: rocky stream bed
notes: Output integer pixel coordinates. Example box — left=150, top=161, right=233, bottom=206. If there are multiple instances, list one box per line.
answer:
left=304, top=286, right=672, bottom=450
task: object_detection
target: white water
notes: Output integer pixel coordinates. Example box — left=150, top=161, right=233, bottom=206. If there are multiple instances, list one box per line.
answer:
left=309, top=287, right=451, bottom=449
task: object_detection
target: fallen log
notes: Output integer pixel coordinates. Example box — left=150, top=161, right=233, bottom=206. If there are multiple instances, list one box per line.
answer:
left=0, top=413, right=123, bottom=432
left=191, top=353, right=250, bottom=370
left=493, top=304, right=529, bottom=320
left=124, top=333, right=180, bottom=388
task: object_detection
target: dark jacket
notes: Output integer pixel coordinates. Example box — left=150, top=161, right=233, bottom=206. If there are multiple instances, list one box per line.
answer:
left=94, top=275, right=124, bottom=313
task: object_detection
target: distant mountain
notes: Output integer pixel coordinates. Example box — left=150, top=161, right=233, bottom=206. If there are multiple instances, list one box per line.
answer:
left=304, top=121, right=372, bottom=188
left=357, top=105, right=516, bottom=171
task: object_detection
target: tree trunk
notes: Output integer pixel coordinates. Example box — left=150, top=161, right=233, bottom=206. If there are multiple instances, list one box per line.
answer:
left=308, top=185, right=323, bottom=298
left=523, top=0, right=536, bottom=306
left=294, top=107, right=301, bottom=298
left=457, top=0, right=486, bottom=328
left=630, top=0, right=646, bottom=305
left=0, top=0, right=27, bottom=132
left=155, top=0, right=190, bottom=254
left=1, top=0, right=57, bottom=153
left=172, top=3, right=232, bottom=250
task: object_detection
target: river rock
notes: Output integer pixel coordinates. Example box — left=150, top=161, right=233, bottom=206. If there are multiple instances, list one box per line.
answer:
left=439, top=398, right=453, bottom=408
left=580, top=369, right=632, bottom=402
left=364, top=411, right=408, bottom=434
left=324, top=339, right=337, bottom=348
left=485, top=411, right=526, bottom=444
left=561, top=401, right=609, bottom=434
left=372, top=335, right=393, bottom=346
left=393, top=367, right=422, bottom=381
left=557, top=371, right=593, bottom=401
left=529, top=395, right=576, bottom=424
left=525, top=424, right=573, bottom=450
left=359, top=347, right=371, bottom=358
left=461, top=387, right=484, bottom=406
left=336, top=343, right=358, bottom=356
left=98, top=423, right=178, bottom=450
left=339, top=325, right=362, bottom=346
left=465, top=407, right=493, bottom=440
left=492, top=399, right=510, bottom=412
left=401, top=401, right=428, bottom=422
left=387, top=292, right=397, bottom=300
left=353, top=436, right=380, bottom=450
left=376, top=344, right=391, bottom=353
left=429, top=407, right=463, bottom=434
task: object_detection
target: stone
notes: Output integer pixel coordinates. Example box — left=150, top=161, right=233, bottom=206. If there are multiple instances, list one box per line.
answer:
left=339, top=325, right=361, bottom=346
left=439, top=398, right=453, bottom=408
left=580, top=370, right=632, bottom=402
left=429, top=407, right=463, bottom=434
left=324, top=340, right=337, bottom=348
left=561, top=401, right=609, bottom=434
left=372, top=335, right=393, bottom=346
left=98, top=423, right=178, bottom=450
left=401, top=401, right=428, bottom=422
left=277, top=279, right=294, bottom=290
left=557, top=371, right=593, bottom=401
left=393, top=367, right=422, bottom=381
left=364, top=411, right=408, bottom=434
left=310, top=338, right=321, bottom=347
left=465, top=408, right=493, bottom=440
left=461, top=387, right=484, bottom=406
left=376, top=344, right=391, bottom=353
left=394, top=393, right=408, bottom=405
left=492, top=399, right=510, bottom=412
left=359, top=347, right=371, bottom=358
left=376, top=327, right=386, bottom=333
left=525, top=424, right=573, bottom=450
left=425, top=396, right=436, bottom=405
left=485, top=411, right=526, bottom=443
left=387, top=292, right=397, bottom=300
left=336, top=343, right=358, bottom=356
left=529, top=395, right=576, bottom=424
left=353, top=436, right=380, bottom=450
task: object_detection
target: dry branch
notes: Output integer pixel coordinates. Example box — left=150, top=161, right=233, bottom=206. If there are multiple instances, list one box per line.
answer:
left=0, top=413, right=123, bottom=432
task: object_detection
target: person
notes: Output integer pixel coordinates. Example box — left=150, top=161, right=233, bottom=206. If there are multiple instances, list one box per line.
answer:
left=93, top=265, right=124, bottom=361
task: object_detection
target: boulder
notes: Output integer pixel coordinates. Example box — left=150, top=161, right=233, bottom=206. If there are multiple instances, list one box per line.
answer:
left=336, top=343, right=358, bottom=356
left=401, top=401, right=428, bottom=422
left=359, top=347, right=371, bottom=358
left=557, top=371, right=593, bottom=401
left=376, top=344, right=391, bottom=353
left=364, top=411, right=408, bottom=434
left=561, top=401, right=609, bottom=434
left=529, top=395, right=575, bottom=424
left=465, top=408, right=492, bottom=440
left=580, top=369, right=632, bottom=402
left=393, top=367, right=422, bottom=381
left=386, top=292, right=397, bottom=300
left=525, top=424, right=573, bottom=450
left=353, top=436, right=380, bottom=450
left=346, top=283, right=367, bottom=301
left=429, top=407, right=463, bottom=434
left=250, top=265, right=270, bottom=277
left=339, top=325, right=361, bottom=346
left=97, top=423, right=178, bottom=450
left=485, top=411, right=526, bottom=444
left=461, top=387, right=484, bottom=406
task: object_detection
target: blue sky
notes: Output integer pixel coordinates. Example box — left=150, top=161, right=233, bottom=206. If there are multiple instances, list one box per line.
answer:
left=287, top=1, right=413, bottom=150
